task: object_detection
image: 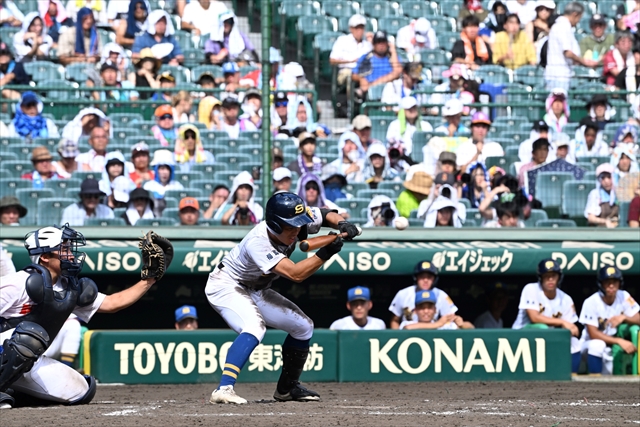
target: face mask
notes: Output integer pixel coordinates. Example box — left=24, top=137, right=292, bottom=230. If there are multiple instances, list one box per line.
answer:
left=347, top=150, right=360, bottom=162
left=324, top=186, right=345, bottom=202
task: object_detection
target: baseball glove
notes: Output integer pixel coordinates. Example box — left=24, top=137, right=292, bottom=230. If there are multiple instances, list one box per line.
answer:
left=138, top=231, right=174, bottom=281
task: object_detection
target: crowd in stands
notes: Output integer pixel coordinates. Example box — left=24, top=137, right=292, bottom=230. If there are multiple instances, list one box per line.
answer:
left=0, top=0, right=639, bottom=228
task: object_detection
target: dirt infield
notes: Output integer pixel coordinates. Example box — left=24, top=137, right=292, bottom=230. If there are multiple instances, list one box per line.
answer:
left=5, top=380, right=640, bottom=427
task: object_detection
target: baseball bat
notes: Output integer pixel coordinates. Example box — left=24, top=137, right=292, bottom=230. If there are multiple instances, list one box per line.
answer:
left=299, top=226, right=362, bottom=253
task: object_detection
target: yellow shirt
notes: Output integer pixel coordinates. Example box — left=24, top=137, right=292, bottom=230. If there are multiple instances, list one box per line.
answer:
left=492, top=31, right=536, bottom=70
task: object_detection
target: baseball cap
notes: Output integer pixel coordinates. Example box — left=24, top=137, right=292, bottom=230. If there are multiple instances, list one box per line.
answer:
left=471, top=111, right=492, bottom=126
left=298, top=131, right=316, bottom=145
left=372, top=30, right=388, bottom=44
left=57, top=139, right=80, bottom=158
left=158, top=71, right=175, bottom=82
left=352, top=114, right=372, bottom=130
left=348, top=14, right=367, bottom=28
left=175, top=305, right=198, bottom=322
left=100, top=60, right=118, bottom=73
left=79, top=178, right=105, bottom=196
left=179, top=197, right=200, bottom=211
left=20, top=91, right=39, bottom=106
left=532, top=138, right=550, bottom=151
left=347, top=286, right=371, bottom=302
left=222, top=96, right=241, bottom=108
left=197, top=71, right=216, bottom=84
left=439, top=151, right=457, bottom=164
left=415, top=290, right=437, bottom=305
left=0, top=42, right=12, bottom=56
left=404, top=62, right=423, bottom=80
left=414, top=18, right=431, bottom=43
left=111, top=176, right=132, bottom=203
left=400, top=97, right=418, bottom=110
left=442, top=64, right=470, bottom=80
left=435, top=172, right=456, bottom=185
left=532, top=120, right=550, bottom=132
left=554, top=133, right=570, bottom=148
left=155, top=104, right=173, bottom=118
left=273, top=167, right=292, bottom=181
left=31, top=146, right=53, bottom=162
left=590, top=13, right=606, bottom=26
left=244, top=88, right=261, bottom=99
left=131, top=142, right=150, bottom=154
left=442, top=98, right=464, bottom=116
left=222, top=62, right=239, bottom=74
left=269, top=47, right=283, bottom=63
left=274, top=92, right=288, bottom=104
left=535, top=0, right=556, bottom=10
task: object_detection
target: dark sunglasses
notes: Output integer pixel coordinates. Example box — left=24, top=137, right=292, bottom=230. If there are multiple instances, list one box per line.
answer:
left=159, top=114, right=173, bottom=120
left=275, top=101, right=288, bottom=107
left=82, top=194, right=102, bottom=199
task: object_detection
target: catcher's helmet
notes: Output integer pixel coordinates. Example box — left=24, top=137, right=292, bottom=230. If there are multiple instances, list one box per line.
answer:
left=265, top=192, right=313, bottom=234
left=537, top=258, right=563, bottom=287
left=413, top=260, right=439, bottom=287
left=24, top=224, right=86, bottom=277
left=597, top=265, right=624, bottom=294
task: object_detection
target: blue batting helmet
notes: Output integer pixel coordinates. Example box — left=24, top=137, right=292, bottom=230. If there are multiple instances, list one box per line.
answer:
left=597, top=265, right=624, bottom=294
left=413, top=260, right=439, bottom=286
left=265, top=192, right=314, bottom=234
left=537, top=258, right=563, bottom=287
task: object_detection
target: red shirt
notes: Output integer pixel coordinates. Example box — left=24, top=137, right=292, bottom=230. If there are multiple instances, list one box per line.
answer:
left=602, top=50, right=621, bottom=86
left=129, top=170, right=155, bottom=188
left=628, top=196, right=640, bottom=225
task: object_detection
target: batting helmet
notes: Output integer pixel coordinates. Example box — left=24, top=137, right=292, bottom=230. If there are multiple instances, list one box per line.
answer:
left=597, top=265, right=624, bottom=294
left=24, top=224, right=86, bottom=277
left=537, top=258, right=563, bottom=287
left=413, top=260, right=439, bottom=287
left=265, top=192, right=314, bottom=234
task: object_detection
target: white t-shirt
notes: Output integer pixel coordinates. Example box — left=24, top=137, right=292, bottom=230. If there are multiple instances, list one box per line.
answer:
left=386, top=118, right=433, bottom=156
left=329, top=33, right=373, bottom=69
left=584, top=188, right=614, bottom=219
left=220, top=119, right=258, bottom=139
left=579, top=290, right=639, bottom=340
left=505, top=0, right=537, bottom=25
left=389, top=285, right=457, bottom=323
left=106, top=0, right=130, bottom=21
left=455, top=139, right=505, bottom=169
left=182, top=0, right=228, bottom=35
left=395, top=24, right=438, bottom=55
left=213, top=209, right=323, bottom=290
left=0, top=270, right=106, bottom=323
left=512, top=282, right=578, bottom=329
left=399, top=319, right=459, bottom=330
left=474, top=310, right=504, bottom=329
left=330, top=315, right=386, bottom=330
left=544, top=16, right=580, bottom=81
left=75, top=149, right=106, bottom=173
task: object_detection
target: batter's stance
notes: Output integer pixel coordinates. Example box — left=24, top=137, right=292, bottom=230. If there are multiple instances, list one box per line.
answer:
left=207, top=192, right=359, bottom=404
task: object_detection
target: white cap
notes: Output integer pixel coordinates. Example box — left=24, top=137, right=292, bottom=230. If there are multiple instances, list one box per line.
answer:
left=414, top=18, right=430, bottom=44
left=442, top=98, right=464, bottom=116
left=400, top=96, right=418, bottom=110
left=273, top=167, right=292, bottom=181
left=284, top=62, right=304, bottom=78
left=150, top=149, right=175, bottom=166
left=535, top=0, right=556, bottom=9
left=554, top=133, right=570, bottom=147
left=348, top=14, right=367, bottom=28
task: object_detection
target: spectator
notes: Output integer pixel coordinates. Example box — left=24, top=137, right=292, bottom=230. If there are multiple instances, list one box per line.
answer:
left=321, top=165, right=351, bottom=203
left=0, top=0, right=24, bottom=27
left=603, top=32, right=635, bottom=86
left=215, top=171, right=263, bottom=225
left=585, top=164, right=620, bottom=227
left=328, top=131, right=365, bottom=183
left=483, top=193, right=525, bottom=227
left=423, top=196, right=464, bottom=228
left=149, top=105, right=178, bottom=148
left=202, top=184, right=229, bottom=219
left=53, top=139, right=80, bottom=179
left=287, top=132, right=322, bottom=176
left=206, top=10, right=254, bottom=65
left=106, top=175, right=133, bottom=210
left=76, top=126, right=109, bottom=172
left=396, top=170, right=433, bottom=218
left=329, top=14, right=372, bottom=94
left=129, top=142, right=155, bottom=187
left=553, top=134, right=574, bottom=163
left=628, top=97, right=640, bottom=126
left=460, top=0, right=489, bottom=22
left=61, top=107, right=110, bottom=143
left=519, top=120, right=552, bottom=162
left=474, top=284, right=508, bottom=328
left=199, top=95, right=223, bottom=130
left=0, top=196, right=27, bottom=226
left=129, top=48, right=161, bottom=99
left=483, top=1, right=508, bottom=38
left=455, top=112, right=505, bottom=171
left=543, top=88, right=570, bottom=133
left=131, top=10, right=183, bottom=65
left=57, top=7, right=100, bottom=65
left=172, top=91, right=195, bottom=123
left=270, top=91, right=290, bottom=135
left=144, top=149, right=184, bottom=202
left=182, top=0, right=228, bottom=37
left=352, top=30, right=402, bottom=98
left=396, top=18, right=438, bottom=55
left=611, top=145, right=638, bottom=186
left=583, top=94, right=615, bottom=131
left=89, top=60, right=139, bottom=101
left=221, top=62, right=243, bottom=97
left=122, top=187, right=156, bottom=225
left=13, top=12, right=53, bottom=62
left=434, top=98, right=471, bottom=137
left=493, top=13, right=537, bottom=69
left=518, top=138, right=550, bottom=187
left=579, top=13, right=614, bottom=62
left=506, top=0, right=538, bottom=26
left=271, top=147, right=284, bottom=170
left=240, top=88, right=262, bottom=129
left=99, top=151, right=134, bottom=198
left=217, top=96, right=257, bottom=138
left=389, top=261, right=457, bottom=329
left=115, top=0, right=148, bottom=48
left=429, top=64, right=470, bottom=113
left=616, top=0, right=640, bottom=32
left=330, top=286, right=386, bottom=330
left=22, top=146, right=61, bottom=186
left=363, top=143, right=400, bottom=187
left=526, top=0, right=556, bottom=43
left=175, top=305, right=199, bottom=330
left=99, top=42, right=129, bottom=79
left=380, top=62, right=426, bottom=109
left=178, top=197, right=200, bottom=226
left=65, top=0, right=107, bottom=26
left=273, top=167, right=292, bottom=193
left=544, top=1, right=597, bottom=91
left=0, top=43, right=30, bottom=101
left=574, top=118, right=609, bottom=158
left=386, top=97, right=433, bottom=157
left=615, top=45, right=640, bottom=93
left=364, top=195, right=399, bottom=228
left=401, top=290, right=474, bottom=330
left=437, top=151, right=459, bottom=176
left=8, top=91, right=59, bottom=139
left=614, top=124, right=638, bottom=152
left=296, top=173, right=342, bottom=212
left=174, top=124, right=215, bottom=172
left=60, top=178, right=113, bottom=226
left=629, top=192, right=640, bottom=227
left=462, top=162, right=490, bottom=208
left=452, top=15, right=493, bottom=69
left=512, top=259, right=581, bottom=372
left=351, top=115, right=381, bottom=151
left=150, top=71, right=177, bottom=102
left=284, top=96, right=329, bottom=138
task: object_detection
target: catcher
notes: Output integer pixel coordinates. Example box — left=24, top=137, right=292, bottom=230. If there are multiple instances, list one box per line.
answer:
left=0, top=224, right=173, bottom=409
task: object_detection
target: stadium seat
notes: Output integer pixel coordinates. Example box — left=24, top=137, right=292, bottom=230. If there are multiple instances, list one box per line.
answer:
left=618, top=201, right=630, bottom=228
left=190, top=179, right=228, bottom=194
left=16, top=188, right=56, bottom=225
left=125, top=136, right=163, bottom=151
left=172, top=30, right=194, bottom=52
left=0, top=152, right=19, bottom=163
left=24, top=61, right=64, bottom=82
left=183, top=48, right=204, bottom=68
left=72, top=171, right=101, bottom=181
left=164, top=189, right=204, bottom=200
left=377, top=181, right=404, bottom=195
left=524, top=209, right=549, bottom=227
left=360, top=0, right=399, bottom=18
left=174, top=171, right=204, bottom=186
left=335, top=198, right=371, bottom=214
left=191, top=65, right=224, bottom=82
left=561, top=180, right=595, bottom=217
left=84, top=218, right=128, bottom=226
left=0, top=137, right=21, bottom=147
left=462, top=218, right=478, bottom=227
left=513, top=65, right=543, bottom=87
left=428, top=16, right=456, bottom=33
left=369, top=116, right=392, bottom=142
left=242, top=131, right=262, bottom=144
left=33, top=137, right=61, bottom=150
left=321, top=0, right=355, bottom=17
left=438, top=0, right=461, bottom=18
left=314, top=32, right=342, bottom=82
left=136, top=218, right=178, bottom=227
left=3, top=161, right=32, bottom=178
left=198, top=219, right=222, bottom=226
left=162, top=207, right=181, bottom=221
left=12, top=0, right=38, bottom=12
left=378, top=16, right=410, bottom=36
left=37, top=198, right=75, bottom=224
left=297, top=15, right=333, bottom=61
left=113, top=128, right=143, bottom=140
left=280, top=0, right=318, bottom=50
left=237, top=145, right=263, bottom=157
left=212, top=171, right=241, bottom=185
left=43, top=178, right=83, bottom=192
left=356, top=189, right=397, bottom=199
left=534, top=172, right=574, bottom=207
left=402, top=1, right=436, bottom=18
left=475, top=65, right=512, bottom=85
left=0, top=178, right=33, bottom=196
left=535, top=219, right=577, bottom=228
left=465, top=208, right=484, bottom=223
left=159, top=65, right=190, bottom=84
left=215, top=153, right=254, bottom=167
left=38, top=80, right=79, bottom=100
left=436, top=32, right=459, bottom=52
left=110, top=113, right=144, bottom=128
left=344, top=182, right=368, bottom=194
left=367, top=84, right=386, bottom=102
left=65, top=63, right=92, bottom=82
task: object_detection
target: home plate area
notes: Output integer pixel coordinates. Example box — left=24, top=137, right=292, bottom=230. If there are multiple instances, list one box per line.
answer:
left=7, top=381, right=640, bottom=427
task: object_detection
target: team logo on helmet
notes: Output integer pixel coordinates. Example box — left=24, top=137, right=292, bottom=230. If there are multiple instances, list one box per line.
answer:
left=606, top=267, right=616, bottom=276
left=545, top=261, right=554, bottom=269
left=422, top=291, right=430, bottom=298
left=355, top=288, right=363, bottom=295
left=422, top=262, right=430, bottom=269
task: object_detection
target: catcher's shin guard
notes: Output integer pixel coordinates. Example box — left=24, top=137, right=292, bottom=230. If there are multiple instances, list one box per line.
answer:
left=0, top=322, right=49, bottom=393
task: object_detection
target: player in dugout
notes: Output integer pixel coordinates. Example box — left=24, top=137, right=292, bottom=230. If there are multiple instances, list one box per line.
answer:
left=400, top=290, right=474, bottom=330
left=330, top=286, right=386, bottom=330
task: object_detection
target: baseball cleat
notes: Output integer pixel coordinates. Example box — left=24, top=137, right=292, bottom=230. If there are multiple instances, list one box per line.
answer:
left=0, top=392, right=14, bottom=409
left=209, top=385, right=248, bottom=404
left=274, top=383, right=320, bottom=402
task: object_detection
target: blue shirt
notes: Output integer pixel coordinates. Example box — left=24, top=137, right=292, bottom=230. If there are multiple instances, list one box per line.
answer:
left=131, top=32, right=183, bottom=63
left=353, top=52, right=394, bottom=83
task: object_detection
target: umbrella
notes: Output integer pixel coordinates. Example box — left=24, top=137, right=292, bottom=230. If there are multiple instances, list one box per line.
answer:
left=526, top=159, right=586, bottom=197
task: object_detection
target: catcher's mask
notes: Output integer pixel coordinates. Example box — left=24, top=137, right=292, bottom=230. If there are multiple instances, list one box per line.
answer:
left=25, top=224, right=86, bottom=278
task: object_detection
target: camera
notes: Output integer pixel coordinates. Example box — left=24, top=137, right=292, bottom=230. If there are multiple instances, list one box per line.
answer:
left=379, top=202, right=395, bottom=226
left=238, top=207, right=249, bottom=219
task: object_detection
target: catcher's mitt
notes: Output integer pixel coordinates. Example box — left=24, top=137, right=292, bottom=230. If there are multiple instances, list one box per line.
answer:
left=138, top=231, right=174, bottom=281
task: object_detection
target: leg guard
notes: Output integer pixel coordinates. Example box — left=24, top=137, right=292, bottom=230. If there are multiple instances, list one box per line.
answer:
left=0, top=322, right=49, bottom=393
left=69, top=375, right=96, bottom=405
